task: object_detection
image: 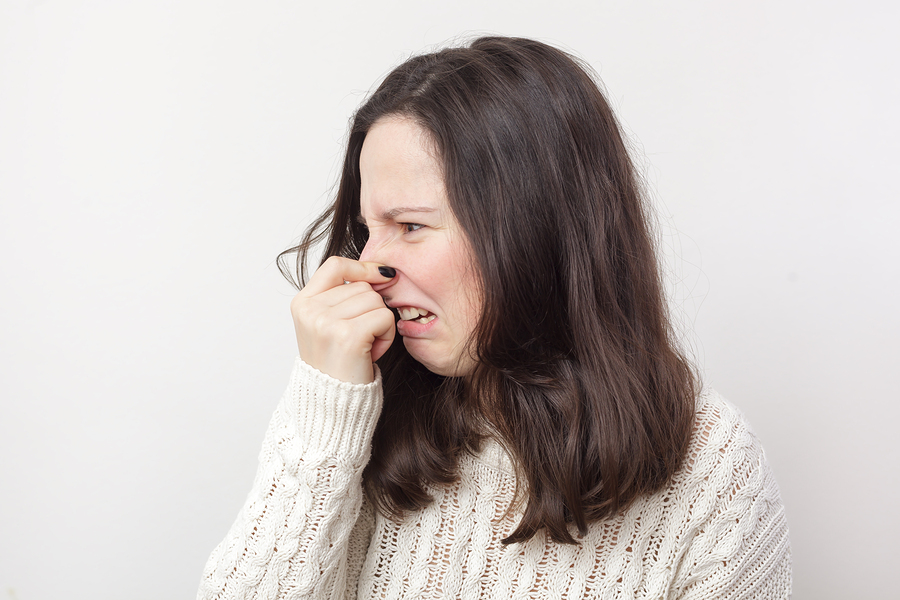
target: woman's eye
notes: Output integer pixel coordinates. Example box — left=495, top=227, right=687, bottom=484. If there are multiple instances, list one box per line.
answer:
left=402, top=223, right=424, bottom=233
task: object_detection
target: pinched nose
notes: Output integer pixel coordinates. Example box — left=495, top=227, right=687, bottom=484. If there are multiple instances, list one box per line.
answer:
left=359, top=237, right=379, bottom=263
left=359, top=236, right=399, bottom=292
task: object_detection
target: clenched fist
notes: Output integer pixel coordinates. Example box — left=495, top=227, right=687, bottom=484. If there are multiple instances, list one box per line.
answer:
left=291, top=256, right=397, bottom=384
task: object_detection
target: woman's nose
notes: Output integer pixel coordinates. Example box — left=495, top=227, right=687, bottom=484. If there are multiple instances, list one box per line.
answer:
left=359, top=236, right=398, bottom=293
left=359, top=236, right=378, bottom=263
left=359, top=228, right=399, bottom=264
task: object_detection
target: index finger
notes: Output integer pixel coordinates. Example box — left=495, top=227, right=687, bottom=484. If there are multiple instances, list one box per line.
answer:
left=301, top=256, right=395, bottom=296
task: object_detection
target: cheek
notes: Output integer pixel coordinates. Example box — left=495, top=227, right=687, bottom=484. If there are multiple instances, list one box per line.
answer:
left=406, top=253, right=465, bottom=306
left=444, top=256, right=482, bottom=324
left=413, top=270, right=449, bottom=299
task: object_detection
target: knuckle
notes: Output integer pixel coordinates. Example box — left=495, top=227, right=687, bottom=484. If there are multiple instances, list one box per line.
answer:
left=290, top=293, right=307, bottom=313
left=332, top=322, right=359, bottom=346
left=310, top=309, right=332, bottom=332
left=361, top=288, right=382, bottom=303
left=369, top=306, right=392, bottom=326
left=323, top=255, right=343, bottom=268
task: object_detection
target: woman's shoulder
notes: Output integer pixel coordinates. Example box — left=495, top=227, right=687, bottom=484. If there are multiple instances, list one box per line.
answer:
left=693, top=386, right=752, bottom=430
left=685, top=388, right=774, bottom=482
left=674, top=387, right=784, bottom=504
left=656, top=389, right=792, bottom=597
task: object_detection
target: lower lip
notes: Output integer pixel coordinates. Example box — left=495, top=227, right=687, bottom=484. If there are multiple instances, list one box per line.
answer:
left=396, top=316, right=438, bottom=337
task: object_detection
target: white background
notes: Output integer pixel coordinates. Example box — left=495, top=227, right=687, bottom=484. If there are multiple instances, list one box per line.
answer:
left=1, top=1, right=897, bottom=598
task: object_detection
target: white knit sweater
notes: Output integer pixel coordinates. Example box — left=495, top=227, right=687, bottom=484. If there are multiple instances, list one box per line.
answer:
left=198, top=357, right=791, bottom=599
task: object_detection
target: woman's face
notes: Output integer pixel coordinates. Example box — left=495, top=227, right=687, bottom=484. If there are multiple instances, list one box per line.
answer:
left=358, top=116, right=480, bottom=377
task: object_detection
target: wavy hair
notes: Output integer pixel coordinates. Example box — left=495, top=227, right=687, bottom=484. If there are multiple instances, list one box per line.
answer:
left=279, top=36, right=697, bottom=544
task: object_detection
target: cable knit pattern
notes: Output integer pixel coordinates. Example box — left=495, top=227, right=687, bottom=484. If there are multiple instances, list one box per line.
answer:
left=199, top=358, right=791, bottom=599
left=199, top=358, right=382, bottom=599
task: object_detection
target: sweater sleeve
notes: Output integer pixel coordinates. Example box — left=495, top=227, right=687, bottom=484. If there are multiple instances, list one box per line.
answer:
left=673, top=392, right=792, bottom=600
left=197, top=357, right=382, bottom=600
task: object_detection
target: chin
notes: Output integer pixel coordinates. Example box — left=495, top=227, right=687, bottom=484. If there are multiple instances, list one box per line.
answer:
left=404, top=339, right=473, bottom=378
left=409, top=354, right=456, bottom=377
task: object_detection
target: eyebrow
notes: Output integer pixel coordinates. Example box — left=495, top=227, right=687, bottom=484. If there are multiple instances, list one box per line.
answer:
left=356, top=206, right=437, bottom=225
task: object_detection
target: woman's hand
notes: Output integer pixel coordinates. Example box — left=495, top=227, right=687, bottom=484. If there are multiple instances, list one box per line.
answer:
left=291, top=256, right=397, bottom=384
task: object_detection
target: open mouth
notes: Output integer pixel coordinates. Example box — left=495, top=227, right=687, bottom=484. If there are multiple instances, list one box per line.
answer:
left=396, top=306, right=436, bottom=325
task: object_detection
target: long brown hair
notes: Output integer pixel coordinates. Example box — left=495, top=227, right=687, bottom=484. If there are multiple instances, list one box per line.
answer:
left=279, top=36, right=697, bottom=544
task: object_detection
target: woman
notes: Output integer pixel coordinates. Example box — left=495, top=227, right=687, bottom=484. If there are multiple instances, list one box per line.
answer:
left=198, top=37, right=791, bottom=599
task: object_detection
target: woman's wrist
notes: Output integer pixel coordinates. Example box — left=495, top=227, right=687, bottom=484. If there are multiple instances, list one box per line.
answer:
left=289, top=356, right=383, bottom=462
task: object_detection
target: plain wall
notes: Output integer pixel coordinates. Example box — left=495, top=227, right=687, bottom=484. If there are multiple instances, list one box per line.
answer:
left=1, top=0, right=897, bottom=597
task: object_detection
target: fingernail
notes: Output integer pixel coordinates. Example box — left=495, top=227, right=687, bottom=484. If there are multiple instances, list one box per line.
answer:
left=378, top=266, right=396, bottom=278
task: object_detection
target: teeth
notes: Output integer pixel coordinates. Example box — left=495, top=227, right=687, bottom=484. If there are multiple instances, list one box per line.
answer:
left=416, top=315, right=436, bottom=324
left=397, top=306, right=433, bottom=321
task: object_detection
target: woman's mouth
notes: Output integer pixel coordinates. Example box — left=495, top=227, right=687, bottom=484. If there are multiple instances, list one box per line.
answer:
left=396, top=306, right=436, bottom=324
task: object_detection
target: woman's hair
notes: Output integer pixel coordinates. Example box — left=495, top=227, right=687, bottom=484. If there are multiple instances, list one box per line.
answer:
left=279, top=36, right=697, bottom=544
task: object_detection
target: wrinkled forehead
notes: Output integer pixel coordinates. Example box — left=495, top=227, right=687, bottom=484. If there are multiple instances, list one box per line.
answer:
left=359, top=117, right=448, bottom=221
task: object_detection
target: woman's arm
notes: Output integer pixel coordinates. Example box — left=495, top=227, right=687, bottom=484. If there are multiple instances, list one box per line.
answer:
left=197, top=357, right=381, bottom=600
